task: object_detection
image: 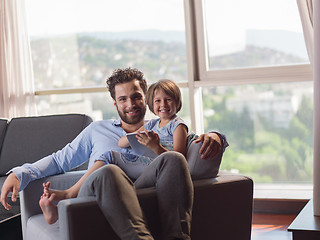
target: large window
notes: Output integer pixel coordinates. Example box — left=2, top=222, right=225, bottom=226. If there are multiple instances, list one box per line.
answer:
left=26, top=0, right=313, bottom=198
left=26, top=0, right=188, bottom=119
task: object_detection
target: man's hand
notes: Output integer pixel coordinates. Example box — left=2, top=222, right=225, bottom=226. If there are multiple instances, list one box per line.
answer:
left=194, top=132, right=222, bottom=160
left=0, top=173, right=20, bottom=210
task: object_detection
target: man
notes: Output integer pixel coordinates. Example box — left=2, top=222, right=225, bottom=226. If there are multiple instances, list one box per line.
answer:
left=1, top=68, right=227, bottom=240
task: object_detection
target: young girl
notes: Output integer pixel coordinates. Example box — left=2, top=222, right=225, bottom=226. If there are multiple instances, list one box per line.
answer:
left=114, top=78, right=188, bottom=177
left=39, top=79, right=188, bottom=224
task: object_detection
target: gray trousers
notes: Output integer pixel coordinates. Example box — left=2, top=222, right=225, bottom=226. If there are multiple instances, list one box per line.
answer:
left=78, top=151, right=193, bottom=240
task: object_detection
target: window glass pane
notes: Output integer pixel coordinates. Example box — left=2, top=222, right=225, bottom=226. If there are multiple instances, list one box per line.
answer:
left=26, top=0, right=187, bottom=90
left=202, top=81, right=313, bottom=189
left=35, top=88, right=191, bottom=125
left=35, top=92, right=117, bottom=121
left=203, top=0, right=309, bottom=70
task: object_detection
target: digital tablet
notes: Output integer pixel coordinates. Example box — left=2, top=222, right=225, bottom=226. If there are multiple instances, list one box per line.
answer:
left=126, top=131, right=158, bottom=158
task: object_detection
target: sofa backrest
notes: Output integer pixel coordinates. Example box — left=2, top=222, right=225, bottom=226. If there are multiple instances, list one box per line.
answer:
left=0, top=114, right=93, bottom=176
left=0, top=119, right=8, bottom=154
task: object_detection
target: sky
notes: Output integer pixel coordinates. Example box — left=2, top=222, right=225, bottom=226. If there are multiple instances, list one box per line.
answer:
left=204, top=0, right=304, bottom=56
left=25, top=0, right=306, bottom=57
left=25, top=0, right=185, bottom=35
left=26, top=0, right=303, bottom=34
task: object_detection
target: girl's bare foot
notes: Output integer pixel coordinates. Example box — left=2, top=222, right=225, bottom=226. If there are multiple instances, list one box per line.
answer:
left=39, top=193, right=59, bottom=224
left=43, top=182, right=73, bottom=201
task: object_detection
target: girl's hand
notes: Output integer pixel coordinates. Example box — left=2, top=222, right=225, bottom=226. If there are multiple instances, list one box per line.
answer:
left=136, top=131, right=161, bottom=152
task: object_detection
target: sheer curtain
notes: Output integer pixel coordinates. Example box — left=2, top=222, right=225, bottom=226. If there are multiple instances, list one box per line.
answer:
left=297, top=0, right=320, bottom=216
left=0, top=0, right=37, bottom=119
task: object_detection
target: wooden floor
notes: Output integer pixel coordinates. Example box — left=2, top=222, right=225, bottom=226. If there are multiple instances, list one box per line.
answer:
left=251, top=213, right=297, bottom=240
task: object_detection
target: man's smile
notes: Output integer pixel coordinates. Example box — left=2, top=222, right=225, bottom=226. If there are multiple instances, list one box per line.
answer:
left=126, top=108, right=141, bottom=115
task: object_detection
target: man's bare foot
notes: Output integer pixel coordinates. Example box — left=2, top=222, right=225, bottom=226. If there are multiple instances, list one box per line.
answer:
left=39, top=193, right=59, bottom=224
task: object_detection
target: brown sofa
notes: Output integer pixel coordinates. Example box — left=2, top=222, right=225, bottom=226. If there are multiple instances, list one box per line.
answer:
left=0, top=114, right=253, bottom=240
left=20, top=171, right=253, bottom=240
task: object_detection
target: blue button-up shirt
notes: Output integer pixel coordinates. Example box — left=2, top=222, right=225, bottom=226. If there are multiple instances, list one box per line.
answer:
left=10, top=118, right=228, bottom=191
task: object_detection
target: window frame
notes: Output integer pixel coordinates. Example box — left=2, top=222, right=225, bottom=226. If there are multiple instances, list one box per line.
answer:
left=191, top=0, right=312, bottom=85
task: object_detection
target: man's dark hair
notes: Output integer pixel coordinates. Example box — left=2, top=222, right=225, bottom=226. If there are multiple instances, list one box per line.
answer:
left=106, top=68, right=148, bottom=100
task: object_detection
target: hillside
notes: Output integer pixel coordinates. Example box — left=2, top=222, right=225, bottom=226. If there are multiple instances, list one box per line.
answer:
left=30, top=33, right=306, bottom=88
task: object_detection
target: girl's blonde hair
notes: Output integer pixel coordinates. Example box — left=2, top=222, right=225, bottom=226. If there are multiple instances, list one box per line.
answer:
left=146, top=79, right=182, bottom=114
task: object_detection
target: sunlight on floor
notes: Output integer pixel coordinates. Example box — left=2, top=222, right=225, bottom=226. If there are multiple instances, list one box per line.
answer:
left=251, top=213, right=296, bottom=240
left=252, top=224, right=292, bottom=240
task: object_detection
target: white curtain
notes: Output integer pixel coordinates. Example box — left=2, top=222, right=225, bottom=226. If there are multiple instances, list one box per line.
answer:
left=0, top=0, right=37, bottom=119
left=297, top=0, right=320, bottom=216
left=313, top=0, right=320, bottom=217
left=297, top=0, right=314, bottom=65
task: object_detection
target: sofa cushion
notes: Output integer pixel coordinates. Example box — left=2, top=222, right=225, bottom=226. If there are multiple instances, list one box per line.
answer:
left=26, top=214, right=59, bottom=240
left=0, top=114, right=92, bottom=176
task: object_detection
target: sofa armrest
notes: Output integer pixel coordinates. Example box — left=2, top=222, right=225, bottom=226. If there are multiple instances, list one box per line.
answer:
left=57, top=187, right=161, bottom=240
left=191, top=172, right=254, bottom=240
left=20, top=171, right=86, bottom=239
left=58, top=196, right=119, bottom=240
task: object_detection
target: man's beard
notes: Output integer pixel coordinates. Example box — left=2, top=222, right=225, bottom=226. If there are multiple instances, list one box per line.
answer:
left=117, top=105, right=146, bottom=125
